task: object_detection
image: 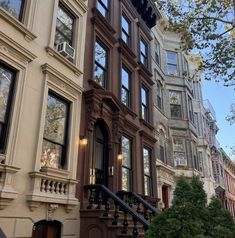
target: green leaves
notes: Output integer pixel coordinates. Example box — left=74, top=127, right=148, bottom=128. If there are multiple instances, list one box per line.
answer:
left=158, top=0, right=235, bottom=84
left=145, top=176, right=235, bottom=238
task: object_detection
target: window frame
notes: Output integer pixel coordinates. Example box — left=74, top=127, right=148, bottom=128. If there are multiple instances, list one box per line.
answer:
left=166, top=51, right=178, bottom=76
left=173, top=137, right=187, bottom=167
left=156, top=82, right=163, bottom=110
left=94, top=39, right=109, bottom=88
left=0, top=63, right=16, bottom=154
left=169, top=91, right=182, bottom=119
left=121, top=65, right=131, bottom=107
left=41, top=91, right=70, bottom=169
left=121, top=135, right=132, bottom=192
left=155, top=41, right=160, bottom=65
left=188, top=96, right=194, bottom=122
left=141, top=85, right=149, bottom=121
left=140, top=38, right=148, bottom=67
left=97, top=0, right=109, bottom=20
left=55, top=3, right=76, bottom=47
left=0, top=0, right=25, bottom=21
left=121, top=13, right=131, bottom=47
left=143, top=147, right=152, bottom=196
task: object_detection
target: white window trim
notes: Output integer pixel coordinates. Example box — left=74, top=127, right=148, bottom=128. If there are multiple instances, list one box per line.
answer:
left=46, top=0, right=88, bottom=73
left=34, top=63, right=82, bottom=179
left=166, top=51, right=178, bottom=76
left=0, top=0, right=37, bottom=41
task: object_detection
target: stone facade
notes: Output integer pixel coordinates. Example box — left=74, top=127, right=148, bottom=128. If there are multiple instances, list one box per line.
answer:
left=0, top=0, right=87, bottom=237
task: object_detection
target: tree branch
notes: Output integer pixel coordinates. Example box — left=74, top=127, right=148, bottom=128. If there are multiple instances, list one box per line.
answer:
left=218, top=27, right=235, bottom=37
left=189, top=16, right=233, bottom=25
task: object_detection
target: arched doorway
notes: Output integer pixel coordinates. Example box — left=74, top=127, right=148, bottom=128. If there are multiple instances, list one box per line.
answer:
left=32, top=220, right=61, bottom=238
left=90, top=119, right=109, bottom=186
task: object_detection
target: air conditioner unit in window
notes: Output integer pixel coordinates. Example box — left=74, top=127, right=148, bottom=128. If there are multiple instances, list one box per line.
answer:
left=174, top=158, right=187, bottom=167
left=56, top=42, right=75, bottom=60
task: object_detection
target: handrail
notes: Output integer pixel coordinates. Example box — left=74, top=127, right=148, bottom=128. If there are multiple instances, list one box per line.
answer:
left=132, top=192, right=159, bottom=215
left=84, top=184, right=149, bottom=229
left=117, top=190, right=159, bottom=216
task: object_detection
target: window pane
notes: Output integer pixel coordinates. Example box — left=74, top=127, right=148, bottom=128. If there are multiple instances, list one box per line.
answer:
left=169, top=91, right=181, bottom=104
left=0, top=67, right=14, bottom=123
left=122, top=136, right=131, bottom=168
left=43, top=94, right=68, bottom=145
left=140, top=40, right=146, bottom=55
left=143, top=148, right=150, bottom=175
left=144, top=176, right=151, bottom=196
left=94, top=65, right=105, bottom=87
left=141, top=88, right=147, bottom=105
left=122, top=68, right=129, bottom=89
left=97, top=0, right=108, bottom=18
left=170, top=105, right=182, bottom=118
left=55, top=5, right=74, bottom=46
left=122, top=15, right=129, bottom=33
left=121, top=88, right=128, bottom=106
left=122, top=167, right=131, bottom=191
left=57, top=6, right=73, bottom=30
left=41, top=140, right=63, bottom=168
left=95, top=42, right=107, bottom=67
left=173, top=138, right=184, bottom=152
left=167, top=64, right=177, bottom=75
left=167, top=51, right=177, bottom=64
left=0, top=0, right=23, bottom=20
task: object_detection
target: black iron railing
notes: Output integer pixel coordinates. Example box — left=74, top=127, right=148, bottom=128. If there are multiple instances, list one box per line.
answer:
left=84, top=184, right=149, bottom=237
left=117, top=191, right=159, bottom=222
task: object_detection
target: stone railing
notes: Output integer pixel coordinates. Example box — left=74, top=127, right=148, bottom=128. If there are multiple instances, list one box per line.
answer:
left=27, top=167, right=78, bottom=212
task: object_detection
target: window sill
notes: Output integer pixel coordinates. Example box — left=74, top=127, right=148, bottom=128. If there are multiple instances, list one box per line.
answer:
left=45, top=46, right=83, bottom=76
left=139, top=118, right=154, bottom=130
left=122, top=104, right=137, bottom=119
left=118, top=39, right=138, bottom=68
left=138, top=63, right=154, bottom=85
left=0, top=8, right=37, bottom=41
left=88, top=79, right=106, bottom=90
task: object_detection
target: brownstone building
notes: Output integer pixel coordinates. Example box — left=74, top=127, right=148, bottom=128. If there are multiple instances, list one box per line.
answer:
left=78, top=0, right=160, bottom=236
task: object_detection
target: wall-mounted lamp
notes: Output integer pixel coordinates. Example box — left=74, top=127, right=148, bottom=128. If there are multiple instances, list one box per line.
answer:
left=117, top=154, right=123, bottom=161
left=80, top=137, right=88, bottom=146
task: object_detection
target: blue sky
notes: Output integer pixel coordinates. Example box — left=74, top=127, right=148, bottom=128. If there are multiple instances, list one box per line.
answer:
left=202, top=80, right=235, bottom=159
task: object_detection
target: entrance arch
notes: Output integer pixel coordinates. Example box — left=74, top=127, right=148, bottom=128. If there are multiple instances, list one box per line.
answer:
left=32, top=220, right=61, bottom=238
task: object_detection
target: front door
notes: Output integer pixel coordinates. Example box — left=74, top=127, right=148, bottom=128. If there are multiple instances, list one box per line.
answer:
left=91, top=120, right=109, bottom=186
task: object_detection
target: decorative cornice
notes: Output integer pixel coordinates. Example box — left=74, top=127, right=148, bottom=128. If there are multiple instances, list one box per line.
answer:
left=118, top=39, right=138, bottom=68
left=0, top=8, right=37, bottom=41
left=0, top=31, right=37, bottom=63
left=41, top=63, right=83, bottom=92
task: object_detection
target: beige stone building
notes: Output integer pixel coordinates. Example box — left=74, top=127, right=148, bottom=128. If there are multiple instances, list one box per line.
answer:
left=0, top=0, right=87, bottom=237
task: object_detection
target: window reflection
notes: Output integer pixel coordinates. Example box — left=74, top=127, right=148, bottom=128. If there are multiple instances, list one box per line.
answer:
left=0, top=0, right=24, bottom=20
left=121, top=66, right=130, bottom=107
left=121, top=136, right=132, bottom=191
left=41, top=93, right=69, bottom=169
left=0, top=64, right=15, bottom=153
left=94, top=41, right=108, bottom=87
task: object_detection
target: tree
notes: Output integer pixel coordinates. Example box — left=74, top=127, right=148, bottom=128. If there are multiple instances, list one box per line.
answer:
left=145, top=176, right=206, bottom=238
left=145, top=176, right=235, bottom=238
left=205, top=197, right=235, bottom=238
left=157, top=0, right=235, bottom=86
